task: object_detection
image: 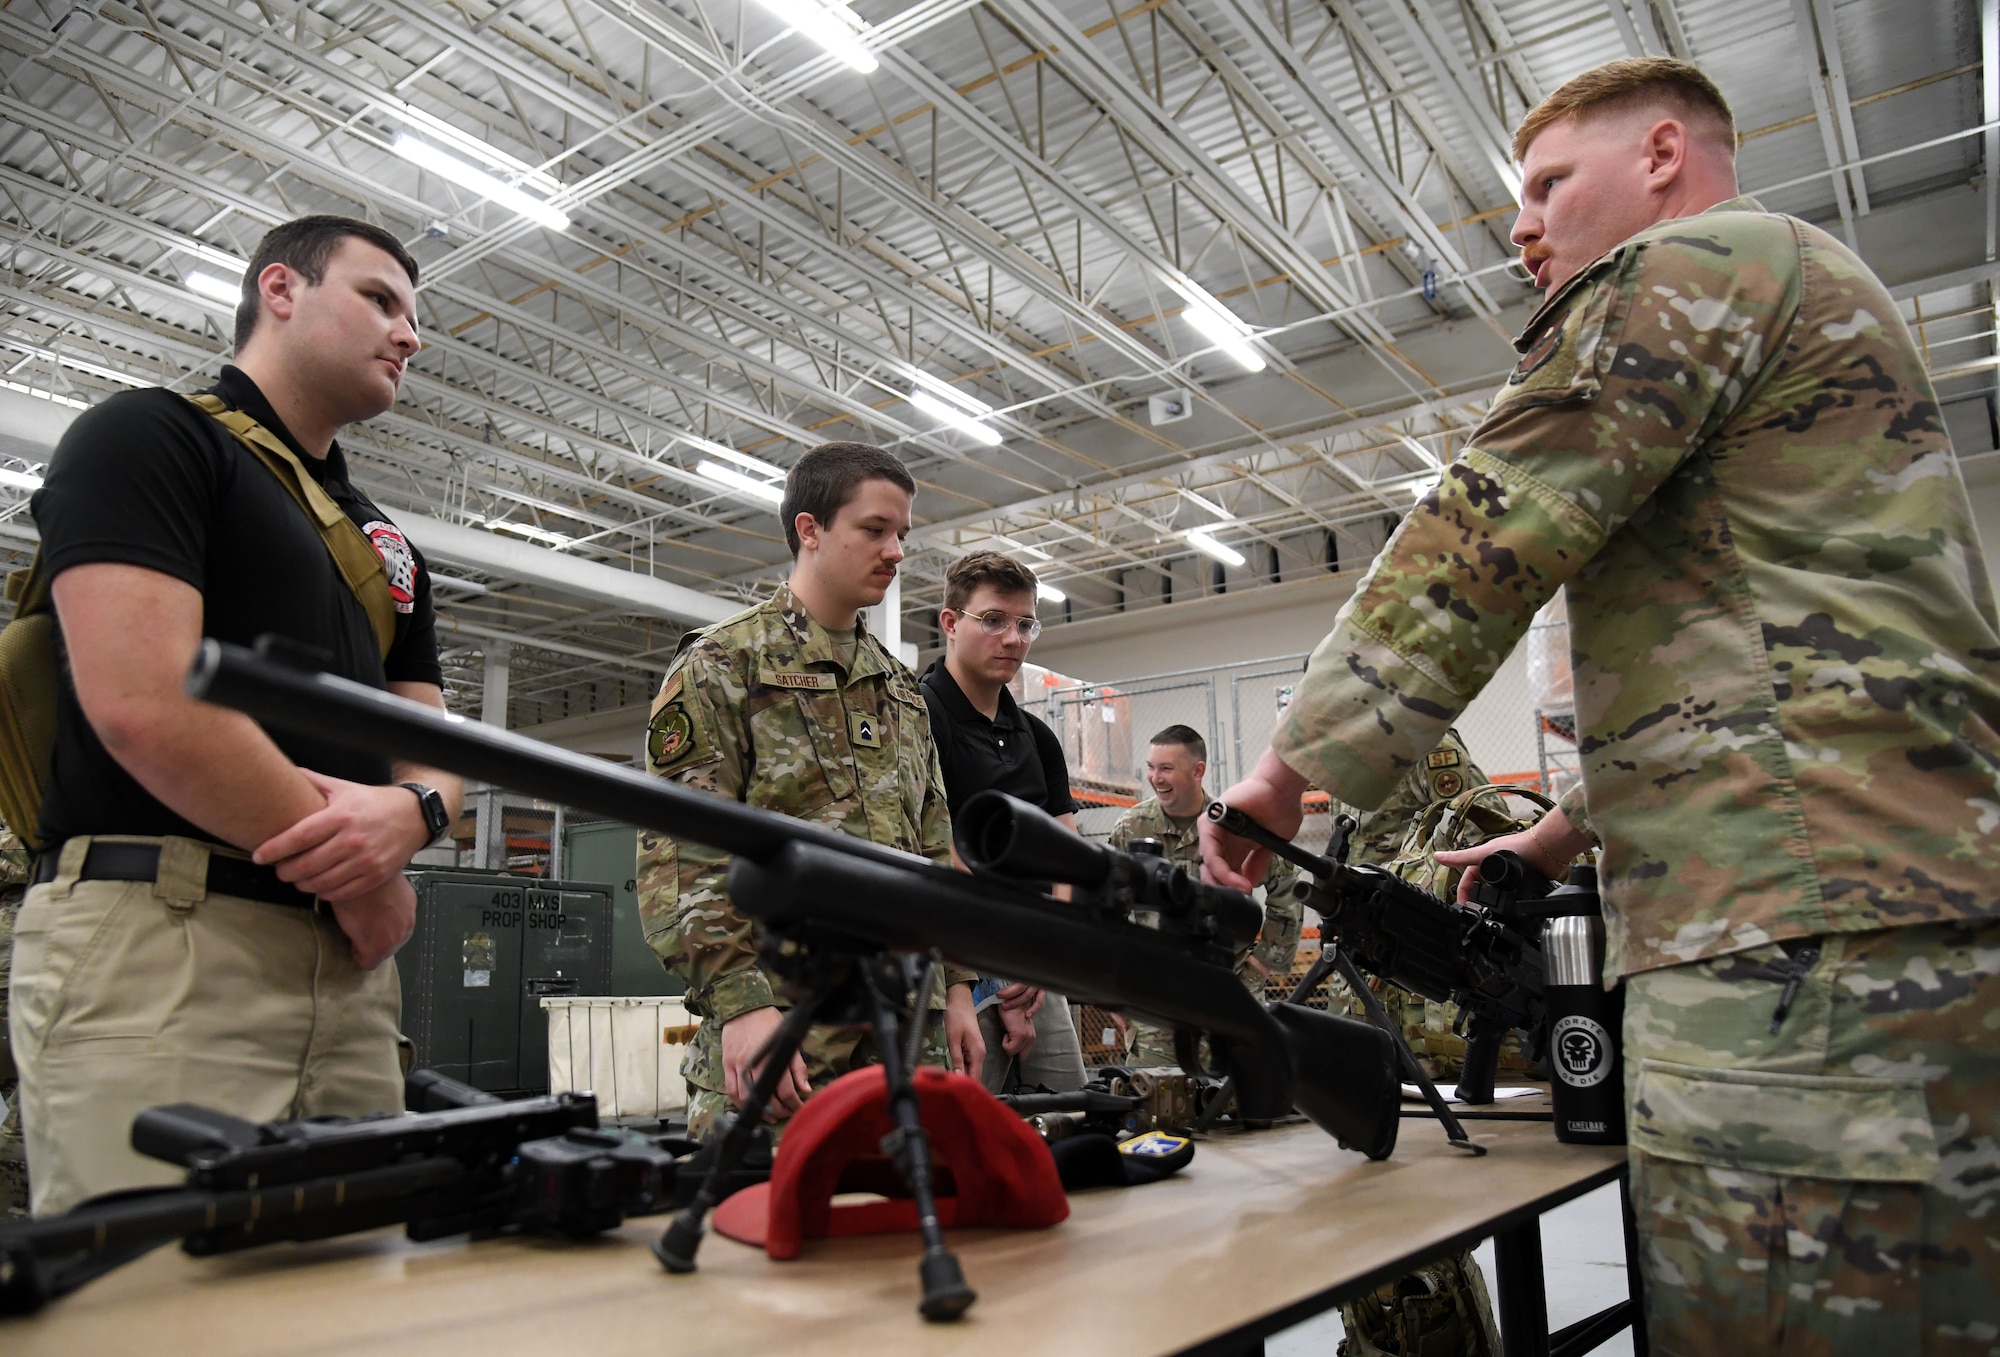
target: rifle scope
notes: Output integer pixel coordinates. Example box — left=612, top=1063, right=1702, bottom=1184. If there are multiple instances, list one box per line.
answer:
left=955, top=790, right=1262, bottom=950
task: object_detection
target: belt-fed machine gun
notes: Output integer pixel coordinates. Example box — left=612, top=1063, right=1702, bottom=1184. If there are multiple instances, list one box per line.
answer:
left=1208, top=803, right=1580, bottom=1152
left=180, top=639, right=1406, bottom=1321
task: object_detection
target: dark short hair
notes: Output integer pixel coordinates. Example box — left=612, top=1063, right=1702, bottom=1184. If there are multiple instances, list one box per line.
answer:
left=1149, top=724, right=1207, bottom=764
left=944, top=550, right=1038, bottom=612
left=781, top=441, right=916, bottom=556
left=235, top=215, right=421, bottom=350
left=1513, top=57, right=1735, bottom=161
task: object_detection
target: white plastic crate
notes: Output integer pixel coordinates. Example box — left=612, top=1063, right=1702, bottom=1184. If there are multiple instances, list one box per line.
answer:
left=541, top=996, right=699, bottom=1119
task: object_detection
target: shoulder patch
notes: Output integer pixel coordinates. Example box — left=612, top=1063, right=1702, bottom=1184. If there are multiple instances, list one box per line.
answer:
left=648, top=701, right=696, bottom=769
left=759, top=668, right=838, bottom=692
left=1431, top=769, right=1464, bottom=800
left=1426, top=747, right=1462, bottom=770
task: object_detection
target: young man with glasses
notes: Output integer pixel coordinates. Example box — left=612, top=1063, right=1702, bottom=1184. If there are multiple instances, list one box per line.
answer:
left=918, top=551, right=1087, bottom=1094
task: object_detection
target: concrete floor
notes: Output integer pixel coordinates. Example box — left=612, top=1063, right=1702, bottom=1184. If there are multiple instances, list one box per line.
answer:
left=1268, top=1181, right=1636, bottom=1356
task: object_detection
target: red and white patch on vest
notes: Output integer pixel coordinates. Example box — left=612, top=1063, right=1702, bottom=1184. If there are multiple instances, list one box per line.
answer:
left=362, top=520, right=417, bottom=613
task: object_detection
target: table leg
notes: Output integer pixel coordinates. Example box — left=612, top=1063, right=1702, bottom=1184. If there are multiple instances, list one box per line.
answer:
left=1492, top=1218, right=1549, bottom=1357
left=1622, top=1173, right=1649, bottom=1357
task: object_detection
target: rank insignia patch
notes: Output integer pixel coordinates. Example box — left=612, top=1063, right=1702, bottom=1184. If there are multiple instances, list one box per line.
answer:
left=849, top=711, right=881, bottom=749
left=1509, top=319, right=1565, bottom=385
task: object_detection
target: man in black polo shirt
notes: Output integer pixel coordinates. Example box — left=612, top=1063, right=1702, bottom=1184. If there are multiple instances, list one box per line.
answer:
left=919, top=551, right=1086, bottom=1094
left=10, top=216, right=461, bottom=1215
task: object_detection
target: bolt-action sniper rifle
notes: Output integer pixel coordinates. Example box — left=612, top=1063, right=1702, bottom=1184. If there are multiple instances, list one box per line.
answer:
left=182, top=639, right=1403, bottom=1320
left=0, top=1072, right=771, bottom=1316
left=1208, top=802, right=1574, bottom=1144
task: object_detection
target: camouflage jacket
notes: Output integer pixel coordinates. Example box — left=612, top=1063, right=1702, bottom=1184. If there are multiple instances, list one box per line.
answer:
left=1272, top=197, right=2000, bottom=977
left=636, top=584, right=968, bottom=1033
left=1109, top=795, right=1301, bottom=975
left=1333, top=728, right=1492, bottom=867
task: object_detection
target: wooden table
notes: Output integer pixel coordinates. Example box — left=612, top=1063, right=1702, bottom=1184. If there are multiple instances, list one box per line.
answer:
left=4, top=1105, right=1630, bottom=1357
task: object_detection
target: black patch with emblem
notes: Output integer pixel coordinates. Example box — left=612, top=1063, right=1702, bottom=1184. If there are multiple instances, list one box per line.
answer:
left=648, top=702, right=696, bottom=769
left=1510, top=319, right=1565, bottom=385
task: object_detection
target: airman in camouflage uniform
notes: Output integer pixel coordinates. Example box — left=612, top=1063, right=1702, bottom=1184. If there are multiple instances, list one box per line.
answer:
left=1210, top=59, right=2000, bottom=1354
left=0, top=824, right=29, bottom=1220
left=1107, top=795, right=1297, bottom=1066
left=638, top=582, right=975, bottom=1140
left=1332, top=728, right=1489, bottom=868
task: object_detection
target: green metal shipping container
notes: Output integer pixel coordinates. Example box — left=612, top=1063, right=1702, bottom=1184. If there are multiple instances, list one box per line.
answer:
left=398, top=871, right=614, bottom=1094
left=562, top=820, right=683, bottom=997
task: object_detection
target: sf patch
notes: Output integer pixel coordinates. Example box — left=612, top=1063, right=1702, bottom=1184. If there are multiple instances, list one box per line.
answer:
left=647, top=672, right=701, bottom=772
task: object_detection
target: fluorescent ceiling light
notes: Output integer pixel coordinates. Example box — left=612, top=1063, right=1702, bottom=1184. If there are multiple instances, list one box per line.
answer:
left=1185, top=528, right=1246, bottom=568
left=908, top=390, right=1003, bottom=446
left=693, top=442, right=786, bottom=481
left=184, top=271, right=242, bottom=305
left=1036, top=580, right=1066, bottom=603
left=1178, top=487, right=1233, bottom=522
left=907, top=367, right=993, bottom=417
left=0, top=380, right=87, bottom=411
left=429, top=572, right=490, bottom=595
left=185, top=245, right=246, bottom=277
left=1411, top=475, right=1442, bottom=500
left=0, top=466, right=45, bottom=491
left=1163, top=277, right=1266, bottom=373
left=380, top=103, right=562, bottom=196
left=0, top=343, right=145, bottom=387
left=482, top=519, right=574, bottom=549
left=751, top=0, right=878, bottom=73
left=392, top=134, right=570, bottom=231
left=1396, top=433, right=1442, bottom=467
left=697, top=459, right=785, bottom=506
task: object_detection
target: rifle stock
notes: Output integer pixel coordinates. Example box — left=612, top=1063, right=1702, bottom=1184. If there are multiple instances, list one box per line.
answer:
left=186, top=639, right=1401, bottom=1156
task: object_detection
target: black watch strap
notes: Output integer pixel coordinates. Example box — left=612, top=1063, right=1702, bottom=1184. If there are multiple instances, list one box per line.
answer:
left=402, top=782, right=450, bottom=841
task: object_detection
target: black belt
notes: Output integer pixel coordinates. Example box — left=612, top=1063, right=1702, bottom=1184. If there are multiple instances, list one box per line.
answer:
left=33, top=840, right=316, bottom=909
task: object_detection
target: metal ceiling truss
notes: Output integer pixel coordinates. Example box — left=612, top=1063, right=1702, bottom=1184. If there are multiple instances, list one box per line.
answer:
left=0, top=0, right=1983, bottom=725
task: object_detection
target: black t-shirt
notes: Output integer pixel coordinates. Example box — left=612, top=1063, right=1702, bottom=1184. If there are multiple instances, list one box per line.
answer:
left=30, top=365, right=444, bottom=844
left=918, top=658, right=1076, bottom=819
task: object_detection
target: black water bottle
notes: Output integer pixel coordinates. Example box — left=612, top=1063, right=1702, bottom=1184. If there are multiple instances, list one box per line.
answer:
left=1540, top=863, right=1626, bottom=1145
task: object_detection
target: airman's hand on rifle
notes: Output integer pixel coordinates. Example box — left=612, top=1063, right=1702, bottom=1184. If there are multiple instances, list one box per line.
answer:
left=1201, top=749, right=1310, bottom=892
left=1436, top=807, right=1593, bottom=902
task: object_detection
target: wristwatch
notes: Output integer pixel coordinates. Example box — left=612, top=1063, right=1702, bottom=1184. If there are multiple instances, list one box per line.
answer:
left=402, top=782, right=451, bottom=843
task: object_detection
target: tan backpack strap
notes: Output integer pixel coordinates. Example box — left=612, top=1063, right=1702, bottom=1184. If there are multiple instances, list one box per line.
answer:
left=184, top=394, right=397, bottom=658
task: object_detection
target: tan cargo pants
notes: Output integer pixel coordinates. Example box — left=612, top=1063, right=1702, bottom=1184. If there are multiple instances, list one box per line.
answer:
left=9, top=837, right=403, bottom=1216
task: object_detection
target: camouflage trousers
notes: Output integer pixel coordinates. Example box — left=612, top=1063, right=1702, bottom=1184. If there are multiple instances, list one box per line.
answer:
left=683, top=1011, right=952, bottom=1142
left=1625, top=919, right=2000, bottom=1355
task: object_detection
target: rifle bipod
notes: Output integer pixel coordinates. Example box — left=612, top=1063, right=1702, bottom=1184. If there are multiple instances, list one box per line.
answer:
left=1285, top=944, right=1485, bottom=1157
left=652, top=951, right=977, bottom=1322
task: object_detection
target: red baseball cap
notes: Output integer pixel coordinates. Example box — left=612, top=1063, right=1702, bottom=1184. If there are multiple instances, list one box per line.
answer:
left=711, top=1065, right=1069, bottom=1259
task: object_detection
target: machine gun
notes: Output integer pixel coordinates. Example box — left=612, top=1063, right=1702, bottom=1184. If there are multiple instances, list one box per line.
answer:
left=0, top=1071, right=772, bottom=1316
left=1208, top=803, right=1572, bottom=1150
left=184, top=639, right=1403, bottom=1321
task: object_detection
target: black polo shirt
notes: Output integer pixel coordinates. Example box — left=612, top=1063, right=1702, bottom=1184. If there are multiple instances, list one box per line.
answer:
left=30, top=365, right=443, bottom=844
left=918, top=658, right=1076, bottom=819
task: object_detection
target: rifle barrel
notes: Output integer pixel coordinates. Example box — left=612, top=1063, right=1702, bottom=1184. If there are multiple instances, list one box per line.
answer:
left=188, top=640, right=920, bottom=874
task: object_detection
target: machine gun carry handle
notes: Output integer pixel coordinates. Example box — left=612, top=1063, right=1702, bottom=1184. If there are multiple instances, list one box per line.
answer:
left=1207, top=801, right=1485, bottom=1157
